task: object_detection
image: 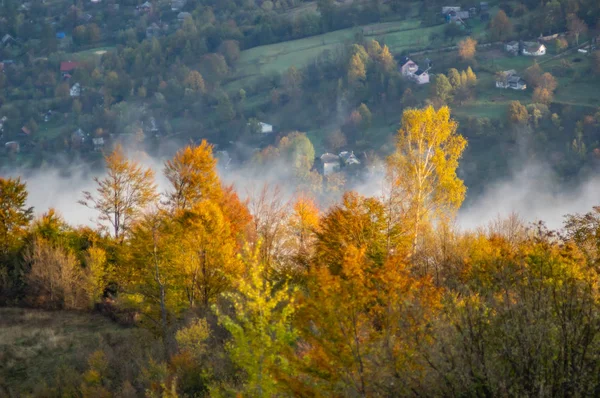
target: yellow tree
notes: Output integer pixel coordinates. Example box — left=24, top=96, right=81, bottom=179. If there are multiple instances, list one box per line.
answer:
left=177, top=200, right=240, bottom=308
left=285, top=195, right=319, bottom=272
left=458, top=37, right=477, bottom=61
left=291, top=247, right=441, bottom=396
left=164, top=141, right=222, bottom=212
left=80, top=145, right=158, bottom=241
left=387, top=106, right=467, bottom=255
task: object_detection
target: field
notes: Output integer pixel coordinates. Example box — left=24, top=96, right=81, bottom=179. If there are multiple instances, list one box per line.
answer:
left=226, top=19, right=454, bottom=92
left=0, top=308, right=153, bottom=396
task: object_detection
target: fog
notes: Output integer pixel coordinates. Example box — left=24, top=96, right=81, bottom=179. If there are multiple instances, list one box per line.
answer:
left=2, top=155, right=600, bottom=232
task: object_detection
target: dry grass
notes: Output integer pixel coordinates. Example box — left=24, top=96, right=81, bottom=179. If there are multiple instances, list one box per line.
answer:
left=0, top=308, right=153, bottom=397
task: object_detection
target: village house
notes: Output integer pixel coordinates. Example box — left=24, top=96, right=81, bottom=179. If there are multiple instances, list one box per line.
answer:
left=92, top=137, right=105, bottom=151
left=71, top=128, right=87, bottom=146
left=496, top=70, right=526, bottom=90
left=399, top=56, right=419, bottom=77
left=339, top=151, right=360, bottom=166
left=70, top=83, right=81, bottom=97
left=5, top=141, right=20, bottom=154
left=1, top=34, right=16, bottom=47
left=522, top=42, right=546, bottom=56
left=320, top=153, right=341, bottom=176
left=136, top=1, right=152, bottom=13
left=259, top=122, right=273, bottom=134
left=60, top=61, right=79, bottom=77
left=505, top=41, right=520, bottom=55
left=171, top=0, right=186, bottom=11
left=412, top=68, right=430, bottom=85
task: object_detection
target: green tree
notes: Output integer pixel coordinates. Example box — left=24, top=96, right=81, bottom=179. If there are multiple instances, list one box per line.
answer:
left=215, top=245, right=298, bottom=397
left=434, top=74, right=453, bottom=103
left=0, top=178, right=33, bottom=290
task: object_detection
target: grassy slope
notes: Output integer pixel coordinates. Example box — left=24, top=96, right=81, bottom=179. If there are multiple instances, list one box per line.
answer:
left=0, top=308, right=149, bottom=396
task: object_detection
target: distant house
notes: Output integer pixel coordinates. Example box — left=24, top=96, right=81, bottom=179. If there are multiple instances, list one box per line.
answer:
left=441, top=6, right=461, bottom=15
left=137, top=1, right=152, bottom=12
left=480, top=2, right=489, bottom=12
left=447, top=10, right=470, bottom=22
left=496, top=70, right=526, bottom=90
left=5, top=141, right=20, bottom=153
left=177, top=11, right=192, bottom=21
left=60, top=61, right=79, bottom=76
left=339, top=151, right=360, bottom=166
left=412, top=68, right=430, bottom=85
left=72, top=128, right=87, bottom=145
left=320, top=153, right=341, bottom=176
left=70, top=83, right=81, bottom=97
left=259, top=122, right=273, bottom=134
left=171, top=0, right=186, bottom=11
left=399, top=56, right=419, bottom=77
left=505, top=41, right=520, bottom=55
left=1, top=34, right=16, bottom=46
left=522, top=43, right=546, bottom=56
left=92, top=137, right=105, bottom=151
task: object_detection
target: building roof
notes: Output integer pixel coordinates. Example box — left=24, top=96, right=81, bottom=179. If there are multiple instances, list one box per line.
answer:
left=60, top=61, right=79, bottom=72
left=399, top=56, right=411, bottom=67
left=415, top=68, right=428, bottom=76
left=524, top=42, right=544, bottom=52
left=56, top=32, right=66, bottom=39
left=21, top=126, right=31, bottom=135
left=320, top=153, right=340, bottom=163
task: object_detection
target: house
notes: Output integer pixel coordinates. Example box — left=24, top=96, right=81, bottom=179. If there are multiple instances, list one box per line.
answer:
left=177, top=11, right=192, bottom=21
left=399, top=56, right=419, bottom=76
left=5, top=141, right=20, bottom=153
left=412, top=68, right=430, bottom=85
left=1, top=34, right=16, bottom=46
left=441, top=6, right=461, bottom=15
left=258, top=122, right=273, bottom=134
left=146, top=23, right=168, bottom=39
left=505, top=41, right=519, bottom=55
left=469, top=7, right=477, bottom=17
left=171, top=0, right=186, bottom=11
left=137, top=1, right=152, bottom=12
left=339, top=151, right=360, bottom=166
left=522, top=42, right=546, bottom=56
left=446, top=10, right=470, bottom=22
left=72, top=128, right=87, bottom=145
left=92, top=137, right=105, bottom=151
left=320, top=153, right=341, bottom=176
left=480, top=2, right=489, bottom=12
left=70, top=83, right=81, bottom=97
left=496, top=70, right=526, bottom=90
left=60, top=61, right=79, bottom=76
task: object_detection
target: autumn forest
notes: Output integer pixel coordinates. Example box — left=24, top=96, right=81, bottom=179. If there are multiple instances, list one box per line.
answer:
left=2, top=106, right=600, bottom=397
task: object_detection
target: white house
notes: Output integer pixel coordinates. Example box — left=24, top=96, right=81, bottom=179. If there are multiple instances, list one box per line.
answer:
left=70, top=83, right=81, bottom=97
left=505, top=41, right=519, bottom=55
left=320, top=153, right=341, bottom=176
left=522, top=43, right=546, bottom=56
left=399, top=56, right=419, bottom=76
left=259, top=122, right=273, bottom=134
left=92, top=137, right=105, bottom=151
